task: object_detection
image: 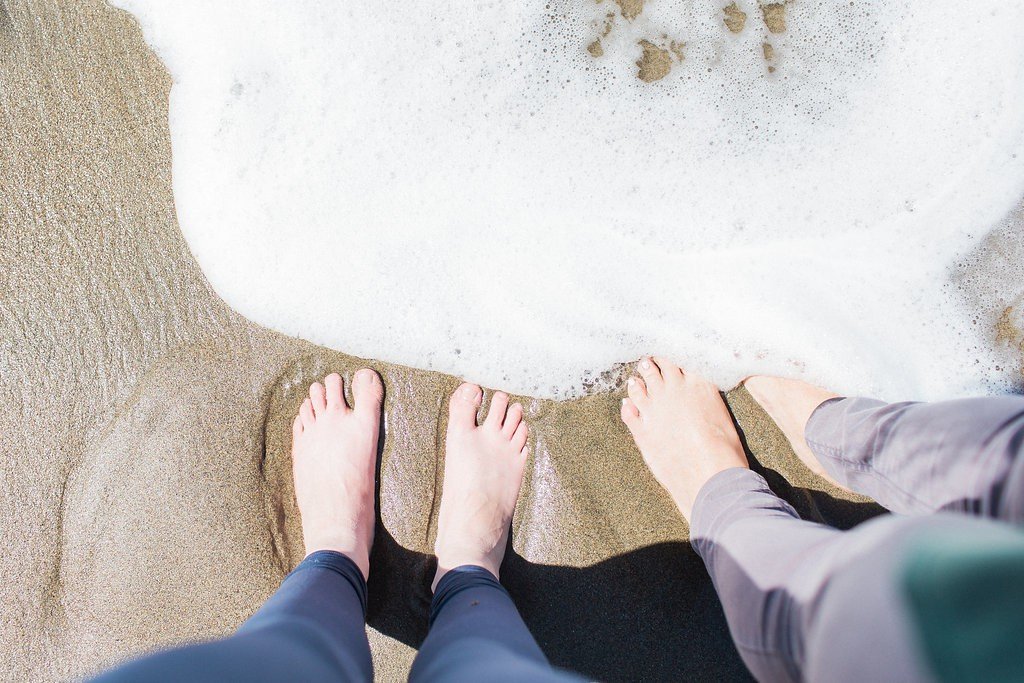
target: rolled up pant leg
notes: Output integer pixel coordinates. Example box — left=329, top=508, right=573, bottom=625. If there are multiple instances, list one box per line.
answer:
left=409, top=566, right=580, bottom=683
left=806, top=396, right=1024, bottom=522
left=692, top=468, right=940, bottom=683
left=89, top=551, right=373, bottom=683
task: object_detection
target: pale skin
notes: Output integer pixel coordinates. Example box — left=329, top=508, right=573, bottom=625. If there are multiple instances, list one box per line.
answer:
left=620, top=356, right=847, bottom=521
left=291, top=370, right=527, bottom=589
left=742, top=375, right=848, bottom=491
left=620, top=356, right=749, bottom=521
left=291, top=362, right=836, bottom=585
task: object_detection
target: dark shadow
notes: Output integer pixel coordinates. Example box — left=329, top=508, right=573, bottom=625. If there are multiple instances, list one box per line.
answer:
left=363, top=399, right=885, bottom=681
left=364, top=388, right=751, bottom=680
left=750, top=459, right=887, bottom=530
left=503, top=543, right=751, bottom=682
left=366, top=525, right=752, bottom=682
left=728, top=398, right=888, bottom=531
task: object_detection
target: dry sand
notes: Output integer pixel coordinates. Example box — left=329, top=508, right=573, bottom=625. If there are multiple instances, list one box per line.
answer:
left=1, top=1, right=1020, bottom=681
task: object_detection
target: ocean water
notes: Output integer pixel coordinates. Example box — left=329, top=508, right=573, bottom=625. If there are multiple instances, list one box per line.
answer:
left=111, top=0, right=1024, bottom=400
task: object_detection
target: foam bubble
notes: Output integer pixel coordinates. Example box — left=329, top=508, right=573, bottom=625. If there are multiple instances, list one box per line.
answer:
left=111, top=0, right=1024, bottom=399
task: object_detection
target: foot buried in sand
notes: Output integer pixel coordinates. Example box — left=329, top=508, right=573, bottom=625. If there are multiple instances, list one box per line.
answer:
left=433, top=383, right=529, bottom=591
left=742, top=375, right=849, bottom=491
left=621, top=357, right=748, bottom=521
left=291, top=369, right=384, bottom=580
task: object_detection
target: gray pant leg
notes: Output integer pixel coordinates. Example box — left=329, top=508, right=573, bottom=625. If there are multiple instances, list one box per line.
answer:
left=802, top=512, right=1021, bottom=683
left=691, top=468, right=938, bottom=683
left=806, top=396, right=1024, bottom=522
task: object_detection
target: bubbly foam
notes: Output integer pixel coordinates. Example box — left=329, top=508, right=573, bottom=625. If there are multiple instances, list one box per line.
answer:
left=112, top=0, right=1024, bottom=399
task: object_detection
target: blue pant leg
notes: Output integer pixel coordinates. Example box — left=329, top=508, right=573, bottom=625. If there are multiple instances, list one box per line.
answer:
left=409, top=565, right=579, bottom=683
left=90, top=550, right=372, bottom=683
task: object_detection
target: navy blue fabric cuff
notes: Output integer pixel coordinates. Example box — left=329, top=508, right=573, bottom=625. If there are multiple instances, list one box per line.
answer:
left=430, top=565, right=507, bottom=627
left=293, top=550, right=369, bottom=617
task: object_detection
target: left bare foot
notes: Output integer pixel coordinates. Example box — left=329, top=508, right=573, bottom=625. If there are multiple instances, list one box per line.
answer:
left=291, top=369, right=383, bottom=580
left=433, top=384, right=529, bottom=590
left=621, top=357, right=748, bottom=521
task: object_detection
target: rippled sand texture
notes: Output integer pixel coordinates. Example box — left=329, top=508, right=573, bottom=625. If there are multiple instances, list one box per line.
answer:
left=2, top=1, right=1018, bottom=681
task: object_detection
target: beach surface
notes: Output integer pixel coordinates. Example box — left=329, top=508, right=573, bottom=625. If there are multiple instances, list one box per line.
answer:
left=1, top=2, right=1021, bottom=681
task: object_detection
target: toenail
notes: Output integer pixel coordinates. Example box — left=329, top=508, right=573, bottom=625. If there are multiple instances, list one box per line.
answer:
left=640, top=359, right=651, bottom=370
left=460, top=385, right=477, bottom=400
left=627, top=377, right=636, bottom=385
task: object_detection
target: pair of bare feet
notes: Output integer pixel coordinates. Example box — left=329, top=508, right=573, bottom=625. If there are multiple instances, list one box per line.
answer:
left=291, top=371, right=527, bottom=588
left=290, top=362, right=837, bottom=588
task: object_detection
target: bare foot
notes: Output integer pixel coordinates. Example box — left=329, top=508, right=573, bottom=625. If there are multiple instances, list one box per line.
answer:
left=620, top=357, right=748, bottom=521
left=742, top=375, right=848, bottom=490
left=433, top=383, right=529, bottom=591
left=291, top=369, right=383, bottom=580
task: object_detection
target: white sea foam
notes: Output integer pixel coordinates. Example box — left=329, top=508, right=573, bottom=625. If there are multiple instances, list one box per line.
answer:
left=112, top=0, right=1024, bottom=400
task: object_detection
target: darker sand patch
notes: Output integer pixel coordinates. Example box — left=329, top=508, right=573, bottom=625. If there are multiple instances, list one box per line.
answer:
left=952, top=200, right=1024, bottom=385
left=614, top=0, right=644, bottom=21
left=636, top=39, right=673, bottom=82
left=996, top=306, right=1023, bottom=351
left=724, top=2, right=747, bottom=33
left=587, top=39, right=604, bottom=57
left=761, top=2, right=787, bottom=33
left=763, top=41, right=776, bottom=72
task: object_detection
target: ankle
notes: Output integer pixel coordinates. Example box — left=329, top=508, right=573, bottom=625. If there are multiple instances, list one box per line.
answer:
left=432, top=557, right=500, bottom=592
left=304, top=537, right=370, bottom=580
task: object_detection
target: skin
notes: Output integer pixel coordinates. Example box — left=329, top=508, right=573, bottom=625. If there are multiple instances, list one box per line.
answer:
left=289, top=362, right=837, bottom=589
left=291, top=369, right=383, bottom=580
left=432, top=384, right=529, bottom=590
left=742, top=375, right=847, bottom=490
left=291, top=371, right=528, bottom=590
left=620, top=356, right=749, bottom=521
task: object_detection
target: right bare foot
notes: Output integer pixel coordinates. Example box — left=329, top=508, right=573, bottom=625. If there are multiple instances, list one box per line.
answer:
left=621, top=357, right=749, bottom=521
left=742, top=375, right=847, bottom=490
left=433, top=383, right=529, bottom=591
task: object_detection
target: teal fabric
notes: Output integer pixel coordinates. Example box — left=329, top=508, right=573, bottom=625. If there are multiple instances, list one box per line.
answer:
left=902, top=528, right=1024, bottom=683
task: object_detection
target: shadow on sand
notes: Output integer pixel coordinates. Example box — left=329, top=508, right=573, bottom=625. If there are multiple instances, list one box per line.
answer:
left=364, top=432, right=886, bottom=682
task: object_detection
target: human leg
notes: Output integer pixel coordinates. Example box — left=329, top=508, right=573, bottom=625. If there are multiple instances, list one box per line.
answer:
left=409, top=383, right=578, bottom=682
left=745, top=376, right=1024, bottom=522
left=623, top=362, right=933, bottom=682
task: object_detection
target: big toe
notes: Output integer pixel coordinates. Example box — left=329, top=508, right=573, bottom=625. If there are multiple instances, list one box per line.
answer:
left=352, top=368, right=384, bottom=419
left=449, top=383, right=483, bottom=430
left=638, top=356, right=665, bottom=391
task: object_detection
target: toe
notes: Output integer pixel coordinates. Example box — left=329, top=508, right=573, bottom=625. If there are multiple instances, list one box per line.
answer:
left=309, top=381, right=327, bottom=416
left=299, top=398, right=315, bottom=427
left=502, top=403, right=524, bottom=437
left=485, top=391, right=510, bottom=429
left=620, top=397, right=641, bottom=431
left=627, top=376, right=649, bottom=405
left=449, top=383, right=483, bottom=430
left=511, top=421, right=528, bottom=451
left=352, top=368, right=384, bottom=419
left=638, top=356, right=665, bottom=391
left=292, top=414, right=303, bottom=438
left=325, top=373, right=349, bottom=412
left=653, top=356, right=684, bottom=382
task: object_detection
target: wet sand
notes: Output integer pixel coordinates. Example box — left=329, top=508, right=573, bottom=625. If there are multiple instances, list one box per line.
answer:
left=1, top=2, right=1020, bottom=681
